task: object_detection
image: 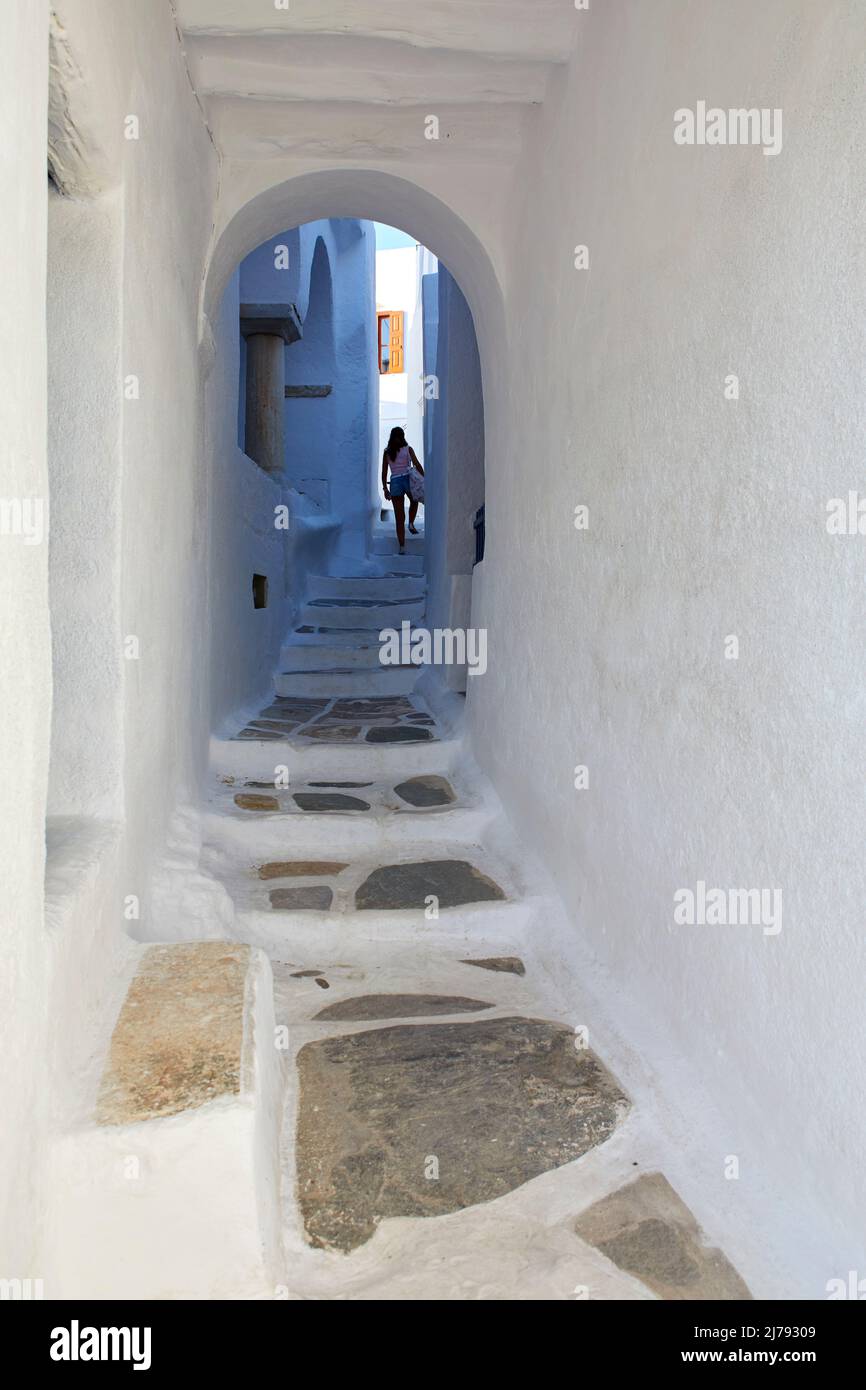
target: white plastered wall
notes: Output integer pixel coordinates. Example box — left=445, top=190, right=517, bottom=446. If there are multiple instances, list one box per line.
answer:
left=21, top=0, right=226, bottom=1287
left=469, top=0, right=866, bottom=1286
left=0, top=0, right=52, bottom=1277
left=47, top=186, right=124, bottom=819
left=425, top=265, right=486, bottom=685
left=7, top=0, right=861, bottom=1296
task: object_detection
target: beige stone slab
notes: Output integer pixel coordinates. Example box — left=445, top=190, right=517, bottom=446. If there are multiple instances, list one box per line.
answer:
left=235, top=792, right=279, bottom=811
left=258, top=859, right=349, bottom=880
left=96, top=943, right=251, bottom=1125
left=573, top=1172, right=752, bottom=1300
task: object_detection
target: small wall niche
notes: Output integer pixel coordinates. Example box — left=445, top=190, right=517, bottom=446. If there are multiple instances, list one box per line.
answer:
left=252, top=574, right=269, bottom=609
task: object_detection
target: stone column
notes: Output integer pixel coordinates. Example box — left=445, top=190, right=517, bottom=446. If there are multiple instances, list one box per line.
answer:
left=240, top=303, right=302, bottom=476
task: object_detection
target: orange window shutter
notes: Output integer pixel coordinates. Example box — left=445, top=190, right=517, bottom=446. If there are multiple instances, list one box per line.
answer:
left=390, top=311, right=404, bottom=373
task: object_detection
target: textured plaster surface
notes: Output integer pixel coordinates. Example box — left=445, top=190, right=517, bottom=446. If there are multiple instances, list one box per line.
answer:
left=5, top=0, right=860, bottom=1303
left=468, top=0, right=866, bottom=1279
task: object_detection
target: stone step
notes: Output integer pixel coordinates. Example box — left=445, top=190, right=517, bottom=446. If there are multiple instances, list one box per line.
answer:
left=201, top=844, right=529, bottom=949
left=297, top=596, right=425, bottom=629
left=230, top=890, right=536, bottom=955
left=212, top=726, right=455, bottom=783
left=307, top=573, right=426, bottom=602
left=43, top=942, right=284, bottom=1298
left=279, top=640, right=390, bottom=672
left=377, top=553, right=424, bottom=576
left=370, top=531, right=425, bottom=557
left=275, top=665, right=420, bottom=697
left=203, top=797, right=497, bottom=871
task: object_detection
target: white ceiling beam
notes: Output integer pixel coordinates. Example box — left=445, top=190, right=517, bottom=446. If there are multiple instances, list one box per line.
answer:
left=207, top=96, right=529, bottom=164
left=185, top=33, right=553, bottom=106
left=175, top=0, right=576, bottom=64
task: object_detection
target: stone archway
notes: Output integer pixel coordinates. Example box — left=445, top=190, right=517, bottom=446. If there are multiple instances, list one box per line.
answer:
left=202, top=169, right=500, bottom=668
left=201, top=168, right=507, bottom=396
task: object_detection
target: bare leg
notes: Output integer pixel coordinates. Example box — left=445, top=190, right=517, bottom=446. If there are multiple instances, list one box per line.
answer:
left=408, top=499, right=419, bottom=533
left=392, top=493, right=406, bottom=548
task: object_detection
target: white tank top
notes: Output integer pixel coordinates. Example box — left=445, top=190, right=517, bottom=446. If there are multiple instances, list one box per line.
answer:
left=390, top=445, right=411, bottom=477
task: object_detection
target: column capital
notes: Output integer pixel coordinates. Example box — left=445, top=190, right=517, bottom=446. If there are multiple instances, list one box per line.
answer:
left=240, top=303, right=302, bottom=344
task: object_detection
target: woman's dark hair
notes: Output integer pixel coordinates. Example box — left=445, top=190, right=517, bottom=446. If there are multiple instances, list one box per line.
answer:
left=386, top=427, right=406, bottom=462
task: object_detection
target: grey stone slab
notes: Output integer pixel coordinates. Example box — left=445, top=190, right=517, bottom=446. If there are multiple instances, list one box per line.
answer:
left=573, top=1173, right=752, bottom=1300
left=314, top=994, right=494, bottom=1022
left=309, top=597, right=423, bottom=608
left=356, top=860, right=505, bottom=910
left=394, top=775, right=455, bottom=808
left=318, top=715, right=402, bottom=728
left=296, top=1016, right=629, bottom=1252
left=270, top=886, right=334, bottom=912
left=259, top=705, right=305, bottom=723
left=271, top=696, right=330, bottom=719
left=308, top=782, right=374, bottom=789
left=293, top=792, right=371, bottom=812
left=331, top=697, right=417, bottom=717
left=365, top=726, right=434, bottom=744
left=462, top=956, right=526, bottom=976
left=318, top=626, right=376, bottom=634
left=301, top=724, right=362, bottom=742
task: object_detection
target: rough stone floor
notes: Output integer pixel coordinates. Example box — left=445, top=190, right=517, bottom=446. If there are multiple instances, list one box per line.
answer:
left=234, top=694, right=437, bottom=746
left=204, top=563, right=752, bottom=1301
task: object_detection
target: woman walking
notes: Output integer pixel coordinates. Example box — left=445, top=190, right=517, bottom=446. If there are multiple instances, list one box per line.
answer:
left=381, top=427, right=424, bottom=554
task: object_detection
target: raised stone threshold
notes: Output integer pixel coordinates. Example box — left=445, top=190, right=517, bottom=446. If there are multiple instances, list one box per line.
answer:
left=96, top=942, right=257, bottom=1124
left=232, top=773, right=456, bottom=816
left=44, top=941, right=284, bottom=1299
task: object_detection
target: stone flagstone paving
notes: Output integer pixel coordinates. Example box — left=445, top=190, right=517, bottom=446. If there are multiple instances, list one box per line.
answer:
left=313, top=993, right=494, bottom=1021
left=573, top=1173, right=752, bottom=1300
left=208, top=564, right=752, bottom=1296
left=232, top=693, right=440, bottom=745
left=355, top=859, right=506, bottom=911
left=296, top=1016, right=630, bottom=1252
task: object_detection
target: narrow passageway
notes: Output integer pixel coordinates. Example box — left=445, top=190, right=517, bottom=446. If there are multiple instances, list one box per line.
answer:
left=197, top=522, right=751, bottom=1299
left=9, top=0, right=864, bottom=1317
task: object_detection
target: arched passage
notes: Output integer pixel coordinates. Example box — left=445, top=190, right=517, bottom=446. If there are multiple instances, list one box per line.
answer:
left=204, top=172, right=501, bottom=707
left=201, top=169, right=507, bottom=395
